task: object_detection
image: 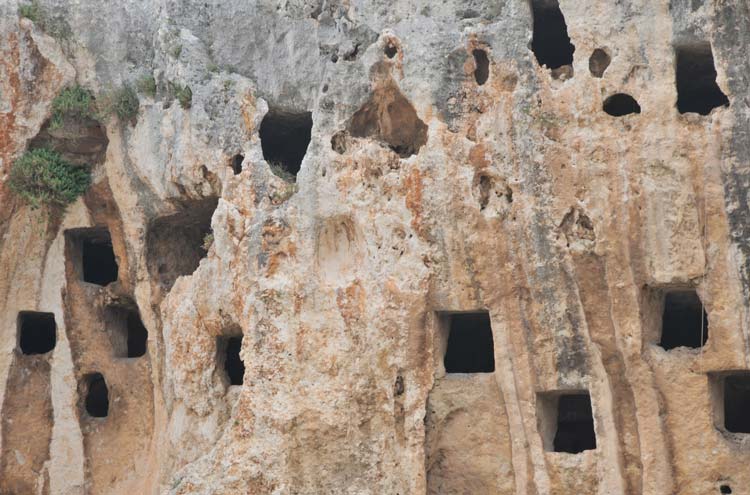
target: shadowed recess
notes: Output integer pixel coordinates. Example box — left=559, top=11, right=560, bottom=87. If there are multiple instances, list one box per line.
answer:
left=675, top=42, right=729, bottom=115
left=473, top=49, right=489, bottom=85
left=603, top=93, right=641, bottom=116
left=260, top=109, right=312, bottom=180
left=84, top=373, right=109, bottom=418
left=531, top=0, right=575, bottom=70
left=659, top=290, right=708, bottom=350
left=724, top=375, right=750, bottom=433
left=444, top=312, right=495, bottom=373
left=218, top=334, right=245, bottom=386
left=18, top=311, right=56, bottom=355
left=553, top=393, right=597, bottom=453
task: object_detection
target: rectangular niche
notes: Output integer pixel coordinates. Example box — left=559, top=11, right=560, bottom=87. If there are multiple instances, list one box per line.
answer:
left=438, top=311, right=495, bottom=374
left=104, top=305, right=148, bottom=358
left=710, top=372, right=750, bottom=436
left=18, top=311, right=56, bottom=355
left=217, top=329, right=245, bottom=387
left=537, top=390, right=597, bottom=454
left=65, top=227, right=119, bottom=286
left=643, top=286, right=708, bottom=351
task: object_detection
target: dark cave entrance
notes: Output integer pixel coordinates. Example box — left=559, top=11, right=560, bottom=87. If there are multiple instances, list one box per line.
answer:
left=84, top=373, right=109, bottom=418
left=659, top=289, right=708, bottom=350
left=530, top=0, right=575, bottom=71
left=723, top=374, right=750, bottom=434
left=675, top=42, right=729, bottom=115
left=603, top=93, right=641, bottom=116
left=259, top=109, right=313, bottom=181
left=443, top=312, right=495, bottom=373
left=18, top=311, right=56, bottom=355
left=218, top=334, right=245, bottom=386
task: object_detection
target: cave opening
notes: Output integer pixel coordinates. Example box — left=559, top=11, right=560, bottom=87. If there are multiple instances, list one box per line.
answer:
left=530, top=0, right=575, bottom=70
left=720, top=485, right=733, bottom=494
left=724, top=374, right=750, bottom=434
left=259, top=109, right=312, bottom=181
left=384, top=42, right=398, bottom=59
left=231, top=154, right=244, bottom=175
left=603, top=93, right=641, bottom=116
left=443, top=312, right=495, bottom=373
left=84, top=373, right=109, bottom=418
left=473, top=49, right=489, bottom=85
left=146, top=197, right=218, bottom=291
left=106, top=306, right=148, bottom=358
left=589, top=48, right=611, bottom=78
left=218, top=334, right=245, bottom=386
left=553, top=393, right=596, bottom=453
left=18, top=311, right=56, bottom=355
left=65, top=228, right=119, bottom=286
left=675, top=42, right=729, bottom=115
left=659, top=289, right=708, bottom=350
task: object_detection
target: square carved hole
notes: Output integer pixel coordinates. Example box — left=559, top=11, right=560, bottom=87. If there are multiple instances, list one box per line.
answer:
left=105, top=305, right=148, bottom=358
left=217, top=333, right=245, bottom=386
left=18, top=311, right=56, bottom=355
left=715, top=373, right=750, bottom=434
left=443, top=312, right=495, bottom=373
left=146, top=197, right=218, bottom=291
left=66, top=227, right=118, bottom=286
left=659, top=289, right=708, bottom=350
left=537, top=391, right=597, bottom=454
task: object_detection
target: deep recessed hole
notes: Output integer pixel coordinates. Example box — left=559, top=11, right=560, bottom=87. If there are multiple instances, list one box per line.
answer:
left=443, top=312, right=495, bottom=373
left=603, top=93, right=641, bottom=116
left=84, top=373, right=109, bottom=418
left=659, top=290, right=708, bottom=350
left=348, top=82, right=428, bottom=158
left=589, top=48, right=611, bottom=78
left=218, top=334, right=245, bottom=386
left=675, top=42, right=729, bottom=115
left=538, top=391, right=597, bottom=453
left=66, top=228, right=118, bottom=286
left=723, top=374, right=750, bottom=433
left=106, top=306, right=148, bottom=358
left=384, top=42, right=398, bottom=59
left=18, top=311, right=56, bottom=355
left=530, top=0, right=575, bottom=70
left=231, top=154, right=244, bottom=175
left=146, top=197, right=218, bottom=291
left=259, top=109, right=312, bottom=181
left=720, top=485, right=732, bottom=494
left=473, top=49, right=490, bottom=85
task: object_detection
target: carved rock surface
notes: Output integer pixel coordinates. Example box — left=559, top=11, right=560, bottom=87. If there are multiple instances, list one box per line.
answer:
left=0, top=1, right=749, bottom=494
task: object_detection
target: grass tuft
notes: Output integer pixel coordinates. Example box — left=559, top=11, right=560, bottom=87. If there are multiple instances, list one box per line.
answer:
left=50, top=85, right=94, bottom=129
left=9, top=148, right=91, bottom=209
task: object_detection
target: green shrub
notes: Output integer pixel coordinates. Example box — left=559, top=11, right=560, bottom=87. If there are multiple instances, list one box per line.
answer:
left=169, top=82, right=192, bottom=109
left=136, top=75, right=157, bottom=97
left=9, top=148, right=91, bottom=209
left=50, top=85, right=94, bottom=129
left=98, top=85, right=139, bottom=122
left=18, top=1, right=40, bottom=22
left=202, top=233, right=214, bottom=252
left=268, top=161, right=296, bottom=183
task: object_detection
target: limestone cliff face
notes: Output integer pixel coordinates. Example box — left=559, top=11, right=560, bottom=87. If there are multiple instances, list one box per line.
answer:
left=0, top=1, right=749, bottom=494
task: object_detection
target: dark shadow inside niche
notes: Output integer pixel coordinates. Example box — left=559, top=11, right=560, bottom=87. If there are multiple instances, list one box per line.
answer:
left=443, top=312, right=495, bottom=373
left=348, top=82, right=428, bottom=158
left=84, top=372, right=109, bottom=418
left=18, top=311, right=56, bottom=355
left=66, top=227, right=119, bottom=286
left=29, top=117, right=109, bottom=167
left=659, top=289, right=708, bottom=350
left=530, top=0, right=575, bottom=70
left=384, top=42, right=398, bottom=59
left=259, top=109, right=312, bottom=181
left=231, top=154, right=244, bottom=175
left=473, top=49, right=490, bottom=85
left=105, top=305, right=148, bottom=358
left=146, top=197, right=218, bottom=292
left=217, top=331, right=245, bottom=386
left=589, top=48, right=611, bottom=78
left=538, top=391, right=596, bottom=454
left=675, top=42, right=729, bottom=115
left=721, top=484, right=733, bottom=494
left=723, top=374, right=750, bottom=434
left=603, top=93, right=641, bottom=116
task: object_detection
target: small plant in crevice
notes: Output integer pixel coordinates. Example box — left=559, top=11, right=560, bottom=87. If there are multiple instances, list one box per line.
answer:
left=201, top=232, right=214, bottom=252
left=171, top=44, right=183, bottom=59
left=168, top=82, right=192, bottom=109
left=50, top=85, right=95, bottom=129
left=268, top=161, right=296, bottom=183
left=136, top=75, right=157, bottom=97
left=18, top=1, right=72, bottom=40
left=97, top=85, right=140, bottom=123
left=9, top=148, right=91, bottom=209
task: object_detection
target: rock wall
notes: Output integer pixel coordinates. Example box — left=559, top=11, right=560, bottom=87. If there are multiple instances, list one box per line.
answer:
left=0, top=0, right=749, bottom=494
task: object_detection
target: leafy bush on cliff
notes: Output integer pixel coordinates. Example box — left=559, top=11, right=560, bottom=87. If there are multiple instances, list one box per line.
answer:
left=97, top=85, right=140, bottom=122
left=9, top=148, right=91, bottom=209
left=50, top=85, right=95, bottom=129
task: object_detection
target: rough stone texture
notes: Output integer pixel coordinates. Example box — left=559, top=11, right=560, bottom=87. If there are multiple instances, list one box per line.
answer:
left=0, top=0, right=749, bottom=494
